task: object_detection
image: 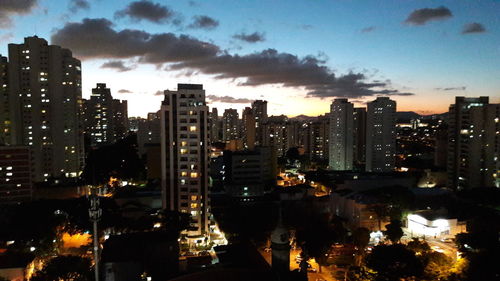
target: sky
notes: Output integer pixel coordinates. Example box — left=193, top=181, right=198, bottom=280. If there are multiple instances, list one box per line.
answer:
left=0, top=0, right=499, bottom=117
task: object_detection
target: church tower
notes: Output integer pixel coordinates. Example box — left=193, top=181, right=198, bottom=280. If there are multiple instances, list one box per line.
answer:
left=271, top=208, right=290, bottom=279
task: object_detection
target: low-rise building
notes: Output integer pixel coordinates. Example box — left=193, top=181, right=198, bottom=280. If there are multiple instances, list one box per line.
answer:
left=0, top=146, right=33, bottom=204
left=407, top=210, right=467, bottom=239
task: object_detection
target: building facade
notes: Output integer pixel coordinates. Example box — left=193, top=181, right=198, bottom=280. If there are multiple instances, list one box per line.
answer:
left=366, top=97, right=396, bottom=172
left=0, top=146, right=33, bottom=204
left=3, top=36, right=84, bottom=181
left=329, top=99, right=354, bottom=170
left=251, top=100, right=268, bottom=145
left=83, top=83, right=128, bottom=147
left=447, top=97, right=499, bottom=189
left=160, top=84, right=210, bottom=237
left=222, top=108, right=239, bottom=142
left=241, top=107, right=256, bottom=150
left=353, top=107, right=367, bottom=167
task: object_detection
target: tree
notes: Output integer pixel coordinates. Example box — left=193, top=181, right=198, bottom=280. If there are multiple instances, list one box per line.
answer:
left=422, top=251, right=453, bottom=280
left=81, top=134, right=145, bottom=185
left=365, top=244, right=424, bottom=281
left=31, top=255, right=92, bottom=281
left=406, top=238, right=431, bottom=254
left=352, top=227, right=370, bottom=266
left=383, top=219, right=403, bottom=244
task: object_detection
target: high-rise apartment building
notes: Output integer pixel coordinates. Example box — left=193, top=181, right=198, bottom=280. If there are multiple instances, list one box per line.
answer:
left=3, top=36, right=84, bottom=181
left=0, top=56, right=10, bottom=145
left=262, top=115, right=289, bottom=157
left=353, top=107, right=367, bottom=167
left=209, top=108, right=221, bottom=143
left=252, top=100, right=268, bottom=145
left=329, top=99, right=354, bottom=170
left=83, top=83, right=128, bottom=147
left=222, top=108, right=239, bottom=142
left=242, top=107, right=256, bottom=150
left=447, top=97, right=499, bottom=189
left=160, top=84, right=210, bottom=237
left=308, top=115, right=329, bottom=161
left=366, top=97, right=396, bottom=172
left=137, top=111, right=161, bottom=156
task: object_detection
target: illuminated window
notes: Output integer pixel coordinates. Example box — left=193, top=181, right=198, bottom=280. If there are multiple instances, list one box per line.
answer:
left=180, top=148, right=188, bottom=154
left=181, top=171, right=188, bottom=177
left=190, top=203, right=198, bottom=208
left=181, top=141, right=188, bottom=146
left=191, top=195, right=197, bottom=201
left=190, top=172, right=198, bottom=178
left=189, top=126, right=197, bottom=132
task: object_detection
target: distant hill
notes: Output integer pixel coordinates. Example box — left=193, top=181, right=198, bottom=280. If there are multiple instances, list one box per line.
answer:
left=396, top=111, right=447, bottom=122
left=396, top=111, right=421, bottom=121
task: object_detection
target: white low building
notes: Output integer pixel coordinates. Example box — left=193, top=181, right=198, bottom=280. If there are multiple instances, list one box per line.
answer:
left=407, top=210, right=466, bottom=238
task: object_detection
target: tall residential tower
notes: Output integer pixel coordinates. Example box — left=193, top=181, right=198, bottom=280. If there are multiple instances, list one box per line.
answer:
left=447, top=97, right=499, bottom=189
left=160, top=84, right=210, bottom=237
left=329, top=98, right=354, bottom=170
left=366, top=97, right=396, bottom=172
left=3, top=36, right=84, bottom=181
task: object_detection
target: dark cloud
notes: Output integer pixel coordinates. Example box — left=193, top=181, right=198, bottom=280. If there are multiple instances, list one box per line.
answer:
left=207, top=95, right=254, bottom=104
left=115, top=0, right=177, bottom=24
left=232, top=32, right=265, bottom=43
left=0, top=0, right=38, bottom=27
left=188, top=1, right=198, bottom=7
left=435, top=86, right=466, bottom=91
left=52, top=18, right=410, bottom=99
left=51, top=18, right=220, bottom=62
left=361, top=26, right=376, bottom=33
left=69, top=0, right=90, bottom=13
left=170, top=49, right=413, bottom=98
left=118, top=89, right=133, bottom=93
left=462, top=23, right=486, bottom=34
left=100, top=60, right=135, bottom=72
left=188, top=15, right=219, bottom=30
left=404, top=6, right=452, bottom=25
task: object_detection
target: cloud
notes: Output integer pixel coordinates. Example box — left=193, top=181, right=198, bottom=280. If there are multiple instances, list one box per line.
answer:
left=51, top=18, right=220, bottom=63
left=52, top=18, right=411, bottom=99
left=188, top=15, right=219, bottom=30
left=299, top=24, right=313, bottom=30
left=404, top=6, right=452, bottom=25
left=207, top=95, right=254, bottom=104
left=435, top=86, right=466, bottom=91
left=232, top=32, right=265, bottom=43
left=100, top=60, right=135, bottom=72
left=361, top=26, right=376, bottom=33
left=170, top=49, right=413, bottom=98
left=118, top=89, right=133, bottom=93
left=115, top=0, right=178, bottom=24
left=462, top=22, right=486, bottom=34
left=0, top=0, right=38, bottom=27
left=69, top=0, right=90, bottom=13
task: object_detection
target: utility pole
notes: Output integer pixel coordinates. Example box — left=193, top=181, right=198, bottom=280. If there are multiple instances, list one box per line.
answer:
left=89, top=188, right=102, bottom=281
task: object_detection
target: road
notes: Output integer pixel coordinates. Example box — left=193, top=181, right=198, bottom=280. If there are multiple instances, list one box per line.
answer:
left=402, top=228, right=458, bottom=261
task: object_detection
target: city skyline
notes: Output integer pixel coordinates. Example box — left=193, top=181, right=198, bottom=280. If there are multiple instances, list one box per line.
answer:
left=0, top=0, right=498, bottom=117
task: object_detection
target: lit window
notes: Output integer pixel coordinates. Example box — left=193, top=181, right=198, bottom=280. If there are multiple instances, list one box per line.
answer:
left=190, top=172, right=198, bottom=178
left=191, top=195, right=197, bottom=201
left=180, top=148, right=188, bottom=154
left=181, top=171, right=188, bottom=177
left=189, top=126, right=196, bottom=132
left=190, top=203, right=198, bottom=208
